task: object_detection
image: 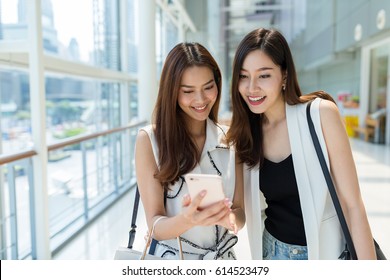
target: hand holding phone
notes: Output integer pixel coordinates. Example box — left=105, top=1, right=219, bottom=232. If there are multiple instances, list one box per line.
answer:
left=184, top=173, right=225, bottom=208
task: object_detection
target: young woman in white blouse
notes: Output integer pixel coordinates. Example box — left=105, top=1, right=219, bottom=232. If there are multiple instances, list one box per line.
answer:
left=135, top=42, right=245, bottom=260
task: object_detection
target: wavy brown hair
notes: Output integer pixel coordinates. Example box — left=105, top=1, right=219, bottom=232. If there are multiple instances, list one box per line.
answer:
left=153, top=42, right=222, bottom=188
left=226, top=28, right=334, bottom=168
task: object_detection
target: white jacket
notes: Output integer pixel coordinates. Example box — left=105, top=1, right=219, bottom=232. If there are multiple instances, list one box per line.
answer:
left=244, top=98, right=344, bottom=259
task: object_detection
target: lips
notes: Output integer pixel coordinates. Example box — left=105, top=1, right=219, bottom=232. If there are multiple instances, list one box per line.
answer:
left=192, top=104, right=207, bottom=112
left=248, top=96, right=266, bottom=105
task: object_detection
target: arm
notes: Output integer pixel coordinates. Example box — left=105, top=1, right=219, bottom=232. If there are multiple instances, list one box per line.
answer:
left=217, top=157, right=246, bottom=234
left=135, top=130, right=231, bottom=241
left=319, top=100, right=376, bottom=259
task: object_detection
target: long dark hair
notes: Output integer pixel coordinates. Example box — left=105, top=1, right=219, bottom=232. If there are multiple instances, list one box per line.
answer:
left=153, top=42, right=222, bottom=188
left=226, top=28, right=334, bottom=168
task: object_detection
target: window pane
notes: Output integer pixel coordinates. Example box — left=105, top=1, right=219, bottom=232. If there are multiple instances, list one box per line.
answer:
left=50, top=0, right=94, bottom=63
left=46, top=74, right=121, bottom=145
left=50, top=0, right=120, bottom=68
left=1, top=160, right=34, bottom=259
left=127, top=0, right=137, bottom=74
left=156, top=6, right=178, bottom=76
left=129, top=82, right=138, bottom=119
left=0, top=69, right=32, bottom=154
left=369, top=43, right=389, bottom=144
left=0, top=0, right=26, bottom=41
left=369, top=44, right=389, bottom=112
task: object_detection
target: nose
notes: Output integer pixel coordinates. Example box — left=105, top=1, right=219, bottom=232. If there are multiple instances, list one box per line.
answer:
left=194, top=90, right=206, bottom=102
left=248, top=78, right=258, bottom=93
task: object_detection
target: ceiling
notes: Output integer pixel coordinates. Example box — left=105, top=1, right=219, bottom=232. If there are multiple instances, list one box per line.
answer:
left=221, top=0, right=290, bottom=56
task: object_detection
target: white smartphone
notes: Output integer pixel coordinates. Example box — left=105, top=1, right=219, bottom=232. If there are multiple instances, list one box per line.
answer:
left=184, top=173, right=225, bottom=208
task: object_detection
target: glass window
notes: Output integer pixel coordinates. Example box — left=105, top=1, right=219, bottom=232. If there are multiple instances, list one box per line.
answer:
left=369, top=42, right=389, bottom=144
left=1, top=0, right=139, bottom=260
left=49, top=0, right=94, bottom=62
left=0, top=0, right=27, bottom=41
left=129, top=82, right=138, bottom=119
left=1, top=158, right=34, bottom=259
left=46, top=75, right=122, bottom=145
left=156, top=6, right=178, bottom=76
left=49, top=0, right=120, bottom=68
left=0, top=69, right=32, bottom=154
left=369, top=44, right=389, bottom=112
left=127, top=0, right=137, bottom=74
left=1, top=0, right=121, bottom=68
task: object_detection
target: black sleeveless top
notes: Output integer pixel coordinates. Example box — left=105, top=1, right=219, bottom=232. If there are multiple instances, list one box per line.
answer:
left=260, top=154, right=307, bottom=246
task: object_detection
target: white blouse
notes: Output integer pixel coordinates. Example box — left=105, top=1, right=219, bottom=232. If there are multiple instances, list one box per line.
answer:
left=140, top=118, right=238, bottom=260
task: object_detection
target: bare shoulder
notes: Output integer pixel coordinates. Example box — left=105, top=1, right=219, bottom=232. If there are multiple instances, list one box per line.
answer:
left=135, top=128, right=157, bottom=172
left=318, top=99, right=341, bottom=125
left=319, top=99, right=339, bottom=114
left=318, top=99, right=348, bottom=144
left=135, top=128, right=153, bottom=152
left=136, top=128, right=149, bottom=142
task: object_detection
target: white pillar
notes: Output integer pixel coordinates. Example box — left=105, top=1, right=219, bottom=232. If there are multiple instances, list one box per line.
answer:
left=28, top=0, right=51, bottom=259
left=137, top=0, right=157, bottom=122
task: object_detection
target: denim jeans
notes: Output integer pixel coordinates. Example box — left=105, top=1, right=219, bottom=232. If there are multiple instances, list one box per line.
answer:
left=262, top=228, right=308, bottom=260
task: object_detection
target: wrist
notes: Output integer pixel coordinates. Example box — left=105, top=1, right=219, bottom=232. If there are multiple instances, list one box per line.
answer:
left=177, top=213, right=194, bottom=230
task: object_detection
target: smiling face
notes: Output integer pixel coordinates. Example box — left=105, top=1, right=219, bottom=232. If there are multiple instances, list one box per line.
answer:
left=238, top=49, right=285, bottom=114
left=178, top=66, right=218, bottom=125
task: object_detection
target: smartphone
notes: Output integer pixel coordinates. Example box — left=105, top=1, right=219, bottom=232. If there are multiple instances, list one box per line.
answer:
left=184, top=173, right=225, bottom=208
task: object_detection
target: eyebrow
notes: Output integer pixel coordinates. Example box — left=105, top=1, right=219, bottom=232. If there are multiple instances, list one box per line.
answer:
left=180, top=79, right=214, bottom=88
left=240, top=67, right=274, bottom=71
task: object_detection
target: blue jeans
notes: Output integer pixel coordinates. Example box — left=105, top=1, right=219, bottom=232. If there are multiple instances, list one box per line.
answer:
left=262, top=228, right=308, bottom=260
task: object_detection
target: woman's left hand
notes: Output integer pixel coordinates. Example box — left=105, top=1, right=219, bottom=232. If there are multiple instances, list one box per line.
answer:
left=216, top=211, right=238, bottom=234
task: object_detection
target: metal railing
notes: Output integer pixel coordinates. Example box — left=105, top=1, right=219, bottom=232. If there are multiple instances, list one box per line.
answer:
left=0, top=120, right=147, bottom=259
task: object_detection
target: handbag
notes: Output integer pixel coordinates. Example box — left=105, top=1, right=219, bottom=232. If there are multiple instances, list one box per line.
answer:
left=306, top=100, right=386, bottom=260
left=114, top=186, right=183, bottom=260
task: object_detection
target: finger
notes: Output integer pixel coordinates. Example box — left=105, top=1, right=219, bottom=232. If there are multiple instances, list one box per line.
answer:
left=195, top=201, right=223, bottom=221
left=144, top=231, right=151, bottom=244
left=229, top=212, right=238, bottom=234
left=206, top=199, right=230, bottom=215
left=190, top=190, right=207, bottom=210
left=198, top=204, right=230, bottom=225
left=182, top=194, right=191, bottom=207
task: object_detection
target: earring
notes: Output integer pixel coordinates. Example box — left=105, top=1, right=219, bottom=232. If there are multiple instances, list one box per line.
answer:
left=282, top=84, right=286, bottom=91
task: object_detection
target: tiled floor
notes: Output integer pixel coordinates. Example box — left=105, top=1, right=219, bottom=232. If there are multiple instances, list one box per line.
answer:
left=53, top=138, right=390, bottom=260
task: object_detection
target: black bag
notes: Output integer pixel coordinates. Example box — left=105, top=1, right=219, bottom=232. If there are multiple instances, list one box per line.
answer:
left=338, top=240, right=386, bottom=260
left=114, top=186, right=183, bottom=260
left=306, top=100, right=386, bottom=260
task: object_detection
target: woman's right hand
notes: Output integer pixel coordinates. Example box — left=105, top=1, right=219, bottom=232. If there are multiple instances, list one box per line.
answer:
left=181, top=191, right=231, bottom=227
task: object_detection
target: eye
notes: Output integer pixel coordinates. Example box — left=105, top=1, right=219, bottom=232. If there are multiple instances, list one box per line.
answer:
left=259, top=74, right=271, bottom=79
left=239, top=74, right=247, bottom=79
left=204, top=84, right=214, bottom=90
left=183, top=90, right=193, bottom=94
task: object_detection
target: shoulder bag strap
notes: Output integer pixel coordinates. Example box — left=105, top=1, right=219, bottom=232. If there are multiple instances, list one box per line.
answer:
left=127, top=186, right=140, bottom=249
left=306, top=100, right=358, bottom=260
left=147, top=189, right=167, bottom=255
left=127, top=185, right=167, bottom=254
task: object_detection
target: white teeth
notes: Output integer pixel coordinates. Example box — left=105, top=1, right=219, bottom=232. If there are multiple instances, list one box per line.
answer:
left=248, top=96, right=265, bottom=102
left=194, top=105, right=207, bottom=110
